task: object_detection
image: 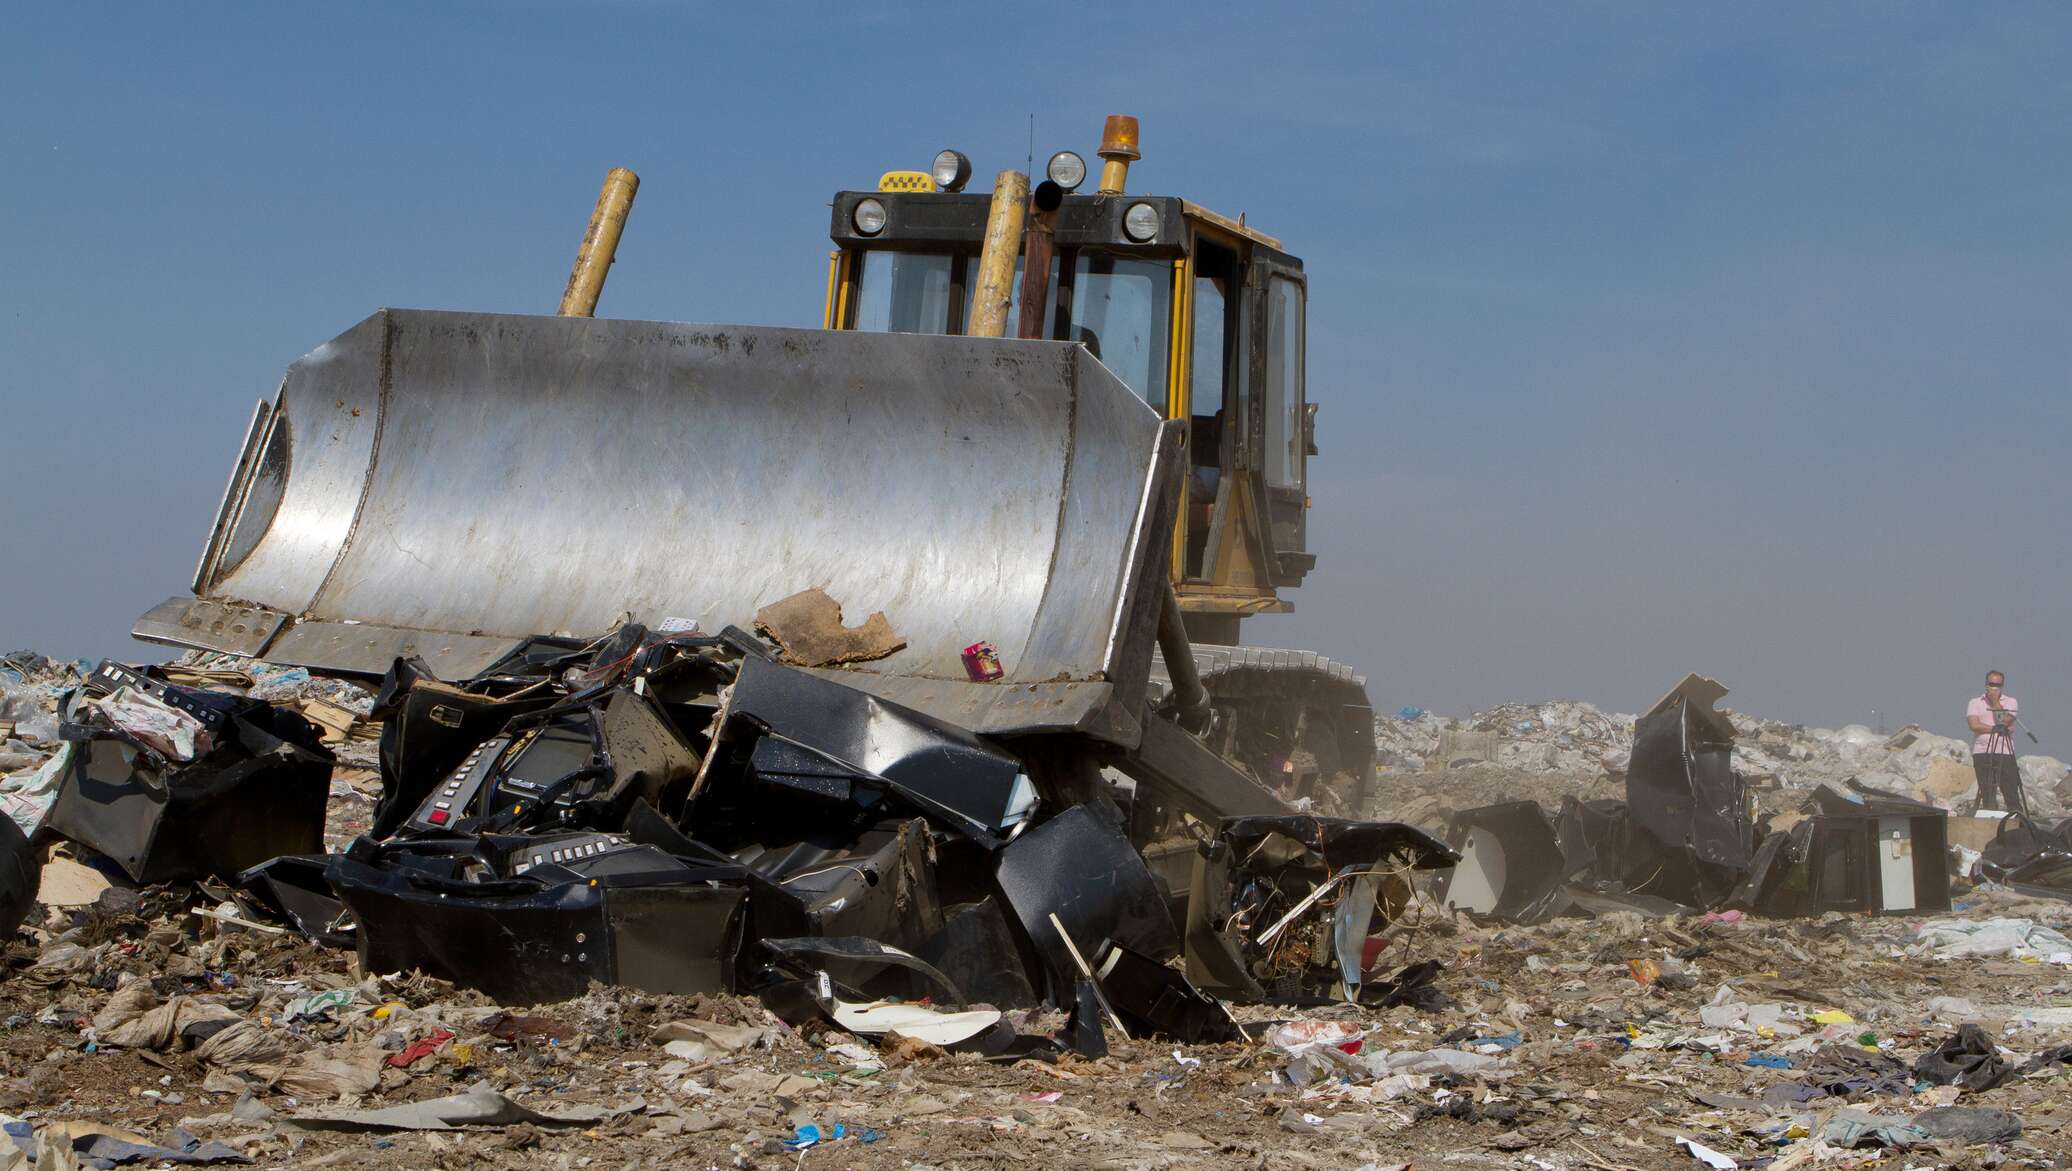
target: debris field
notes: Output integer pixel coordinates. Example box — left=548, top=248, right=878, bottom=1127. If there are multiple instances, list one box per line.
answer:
left=4, top=646, right=2072, bottom=1168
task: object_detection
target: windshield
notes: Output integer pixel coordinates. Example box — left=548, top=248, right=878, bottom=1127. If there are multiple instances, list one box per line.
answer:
left=848, top=249, right=1170, bottom=405
left=851, top=252, right=955, bottom=334
left=1066, top=254, right=1169, bottom=406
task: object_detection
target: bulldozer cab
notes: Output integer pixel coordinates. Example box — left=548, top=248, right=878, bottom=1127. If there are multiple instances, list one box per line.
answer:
left=824, top=180, right=1316, bottom=645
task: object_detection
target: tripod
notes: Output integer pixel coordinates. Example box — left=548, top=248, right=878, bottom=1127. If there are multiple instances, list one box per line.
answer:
left=1977, top=710, right=2031, bottom=816
left=2008, top=710, right=2044, bottom=748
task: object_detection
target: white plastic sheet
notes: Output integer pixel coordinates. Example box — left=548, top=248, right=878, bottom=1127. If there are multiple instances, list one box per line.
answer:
left=1914, top=916, right=2072, bottom=963
left=0, top=741, right=72, bottom=836
left=85, top=685, right=209, bottom=761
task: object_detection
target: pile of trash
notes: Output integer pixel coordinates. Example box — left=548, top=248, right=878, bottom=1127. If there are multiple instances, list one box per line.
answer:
left=1730, top=713, right=2072, bottom=816
left=1374, top=699, right=1629, bottom=778
left=8, top=860, right=2067, bottom=1167
left=5, top=650, right=2072, bottom=1165
left=0, top=652, right=86, bottom=773
left=1369, top=676, right=2072, bottom=934
left=0, top=611, right=1463, bottom=1062
left=1376, top=690, right=2071, bottom=817
left=172, top=652, right=381, bottom=766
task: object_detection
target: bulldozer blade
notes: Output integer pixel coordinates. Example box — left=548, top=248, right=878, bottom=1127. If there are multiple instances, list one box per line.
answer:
left=138, top=309, right=1182, bottom=740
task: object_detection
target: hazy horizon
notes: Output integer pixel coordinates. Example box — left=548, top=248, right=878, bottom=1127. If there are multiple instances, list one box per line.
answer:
left=4, top=3, right=2067, bottom=746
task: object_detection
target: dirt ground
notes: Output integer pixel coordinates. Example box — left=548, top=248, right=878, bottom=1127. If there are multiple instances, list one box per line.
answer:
left=1370, top=765, right=1812, bottom=841
left=6, top=773, right=2072, bottom=1170
left=1368, top=764, right=1629, bottom=830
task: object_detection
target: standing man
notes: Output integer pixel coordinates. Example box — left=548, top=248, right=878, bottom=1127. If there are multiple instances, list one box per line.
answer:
left=1967, top=670, right=2026, bottom=815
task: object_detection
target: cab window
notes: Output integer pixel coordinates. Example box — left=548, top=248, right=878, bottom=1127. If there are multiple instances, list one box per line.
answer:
left=849, top=248, right=1168, bottom=406
left=1185, top=238, right=1241, bottom=577
left=1066, top=254, right=1169, bottom=406
left=852, top=252, right=955, bottom=334
left=1263, top=275, right=1304, bottom=488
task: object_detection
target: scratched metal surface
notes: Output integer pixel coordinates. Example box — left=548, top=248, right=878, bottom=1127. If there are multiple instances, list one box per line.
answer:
left=139, top=310, right=1176, bottom=715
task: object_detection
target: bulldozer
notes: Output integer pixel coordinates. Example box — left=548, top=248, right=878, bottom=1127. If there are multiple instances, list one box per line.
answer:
left=133, top=115, right=1376, bottom=830
left=822, top=119, right=1374, bottom=810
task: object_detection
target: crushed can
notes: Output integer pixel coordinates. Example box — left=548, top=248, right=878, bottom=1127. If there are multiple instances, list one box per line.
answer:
left=961, top=641, right=1004, bottom=682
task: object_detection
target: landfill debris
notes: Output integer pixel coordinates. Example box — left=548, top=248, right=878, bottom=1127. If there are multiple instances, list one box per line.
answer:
left=1911, top=1104, right=2023, bottom=1144
left=287, top=1081, right=623, bottom=1131
left=1914, top=1023, right=2016, bottom=1091
left=34, top=855, right=112, bottom=908
left=1426, top=678, right=1757, bottom=923
left=3, top=647, right=2070, bottom=1167
left=1676, top=1136, right=1737, bottom=1168
left=1757, top=782, right=1952, bottom=916
left=41, top=661, right=333, bottom=883
left=1622, top=675, right=1750, bottom=908
left=1913, top=915, right=2072, bottom=961
left=1186, top=815, right=1454, bottom=1003
left=0, top=786, right=2067, bottom=1166
left=21, top=623, right=1430, bottom=1056
left=1, top=1121, right=250, bottom=1169
left=1817, top=1107, right=1930, bottom=1149
left=76, top=1129, right=249, bottom=1167
left=1975, top=812, right=2072, bottom=900
left=383, top=1027, right=452, bottom=1067
left=0, top=651, right=82, bottom=748
left=1373, top=690, right=2070, bottom=818
left=752, top=588, right=906, bottom=667
left=83, top=686, right=210, bottom=762
left=297, top=697, right=375, bottom=747
left=831, top=1001, right=1001, bottom=1047
left=1, top=742, right=74, bottom=837
left=282, top=989, right=354, bottom=1021
left=0, top=815, right=37, bottom=940
left=1398, top=677, right=2030, bottom=929
left=960, top=640, right=1004, bottom=682
left=651, top=1017, right=766, bottom=1060
left=1435, top=800, right=1564, bottom=922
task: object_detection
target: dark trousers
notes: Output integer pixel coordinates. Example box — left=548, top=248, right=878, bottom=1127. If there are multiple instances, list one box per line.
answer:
left=1974, top=752, right=2027, bottom=815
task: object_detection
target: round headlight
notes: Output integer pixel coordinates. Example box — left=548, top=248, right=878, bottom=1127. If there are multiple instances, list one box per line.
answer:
left=1122, top=201, right=1161, bottom=242
left=852, top=197, right=887, bottom=236
left=931, top=149, right=971, bottom=193
left=1045, top=150, right=1087, bottom=191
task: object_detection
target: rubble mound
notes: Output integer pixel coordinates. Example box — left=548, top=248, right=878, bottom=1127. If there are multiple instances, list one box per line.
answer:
left=1373, top=699, right=2070, bottom=817
left=1, top=650, right=2071, bottom=1166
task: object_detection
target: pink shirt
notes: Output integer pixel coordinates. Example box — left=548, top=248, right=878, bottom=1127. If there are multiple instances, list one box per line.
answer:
left=1969, top=693, right=2018, bottom=755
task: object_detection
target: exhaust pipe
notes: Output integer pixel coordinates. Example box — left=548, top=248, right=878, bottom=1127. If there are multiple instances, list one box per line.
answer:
left=1017, top=180, right=1065, bottom=340
left=558, top=167, right=640, bottom=318
left=967, top=170, right=1028, bottom=338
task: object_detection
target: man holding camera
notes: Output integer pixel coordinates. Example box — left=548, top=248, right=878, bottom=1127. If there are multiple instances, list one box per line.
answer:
left=1967, top=670, right=2026, bottom=815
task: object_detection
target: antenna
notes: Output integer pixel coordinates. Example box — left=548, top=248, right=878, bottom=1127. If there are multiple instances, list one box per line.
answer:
left=1027, top=114, right=1035, bottom=173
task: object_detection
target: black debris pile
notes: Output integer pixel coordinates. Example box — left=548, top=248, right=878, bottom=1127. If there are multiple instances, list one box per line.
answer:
left=1432, top=799, right=1579, bottom=925
left=1431, top=673, right=1956, bottom=924
left=1436, top=675, right=1743, bottom=923
left=1188, top=815, right=1454, bottom=1004
left=1729, top=781, right=1952, bottom=917
left=112, top=621, right=1459, bottom=1050
left=1914, top=1024, right=2016, bottom=1093
left=1620, top=674, right=1749, bottom=907
left=41, top=660, right=334, bottom=886
left=1973, top=813, right=2072, bottom=900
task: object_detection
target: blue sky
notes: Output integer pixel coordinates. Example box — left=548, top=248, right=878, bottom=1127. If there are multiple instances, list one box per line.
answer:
left=3, top=3, right=2067, bottom=738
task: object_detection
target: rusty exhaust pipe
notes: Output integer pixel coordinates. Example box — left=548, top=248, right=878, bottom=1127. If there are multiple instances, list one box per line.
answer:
left=1017, top=180, right=1066, bottom=339
left=558, top=167, right=640, bottom=318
